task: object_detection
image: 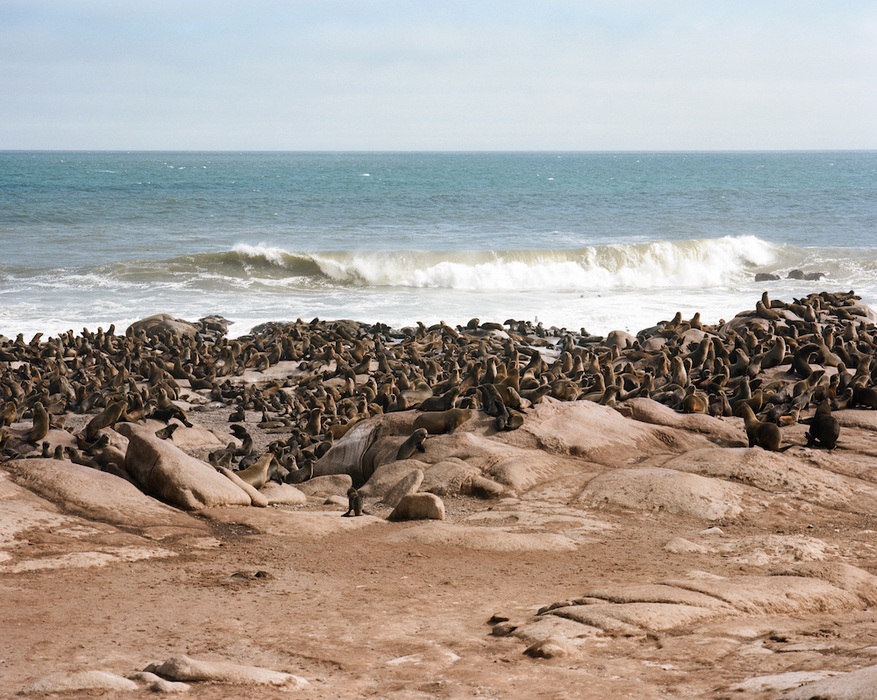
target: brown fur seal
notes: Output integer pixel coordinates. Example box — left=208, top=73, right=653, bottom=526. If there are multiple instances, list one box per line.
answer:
left=681, top=386, right=708, bottom=413
left=26, top=401, right=49, bottom=444
left=740, top=404, right=783, bottom=451
left=396, top=427, right=428, bottom=461
left=234, top=453, right=277, bottom=490
left=1, top=400, right=17, bottom=427
left=284, top=459, right=313, bottom=484
left=418, top=387, right=460, bottom=412
left=84, top=398, right=126, bottom=442
left=413, top=407, right=473, bottom=435
left=343, top=486, right=363, bottom=516
left=806, top=400, right=840, bottom=449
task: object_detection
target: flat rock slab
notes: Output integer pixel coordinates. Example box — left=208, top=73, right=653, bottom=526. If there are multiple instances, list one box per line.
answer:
left=20, top=670, right=139, bottom=694
left=2, top=458, right=206, bottom=534
left=199, top=506, right=385, bottom=538
left=519, top=401, right=716, bottom=466
left=779, top=663, right=877, bottom=700
left=0, top=470, right=180, bottom=573
left=385, top=522, right=579, bottom=552
left=617, top=397, right=747, bottom=446
left=579, top=466, right=749, bottom=520
left=513, top=563, right=877, bottom=642
left=146, top=654, right=309, bottom=690
left=664, top=447, right=877, bottom=513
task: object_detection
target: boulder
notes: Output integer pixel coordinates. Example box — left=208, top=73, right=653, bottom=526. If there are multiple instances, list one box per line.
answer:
left=259, top=483, right=307, bottom=506
left=145, top=654, right=308, bottom=689
left=388, top=493, right=445, bottom=521
left=381, top=469, right=424, bottom=509
left=2, top=458, right=205, bottom=533
left=358, top=459, right=428, bottom=498
left=127, top=313, right=200, bottom=339
left=295, top=474, right=353, bottom=498
left=117, top=423, right=252, bottom=510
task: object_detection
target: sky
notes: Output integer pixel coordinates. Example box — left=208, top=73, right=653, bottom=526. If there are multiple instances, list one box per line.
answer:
left=1, top=1, right=875, bottom=151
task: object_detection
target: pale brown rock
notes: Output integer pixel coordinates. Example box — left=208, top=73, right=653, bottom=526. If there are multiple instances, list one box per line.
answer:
left=388, top=492, right=445, bottom=521
left=295, top=474, right=353, bottom=497
left=118, top=423, right=252, bottom=510
left=2, top=458, right=205, bottom=533
left=20, top=670, right=139, bottom=693
left=381, top=469, right=424, bottom=509
left=145, top=654, right=308, bottom=689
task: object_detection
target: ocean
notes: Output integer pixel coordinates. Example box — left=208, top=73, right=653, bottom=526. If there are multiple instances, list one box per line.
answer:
left=1, top=151, right=875, bottom=340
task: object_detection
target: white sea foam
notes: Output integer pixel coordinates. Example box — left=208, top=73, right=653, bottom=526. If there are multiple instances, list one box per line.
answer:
left=302, top=236, right=780, bottom=292
left=232, top=242, right=290, bottom=266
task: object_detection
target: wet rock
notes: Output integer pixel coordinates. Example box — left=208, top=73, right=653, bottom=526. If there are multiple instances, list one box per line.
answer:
left=127, top=313, right=200, bottom=339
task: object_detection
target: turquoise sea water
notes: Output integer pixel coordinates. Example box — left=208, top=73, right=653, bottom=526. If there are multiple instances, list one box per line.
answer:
left=1, top=151, right=875, bottom=339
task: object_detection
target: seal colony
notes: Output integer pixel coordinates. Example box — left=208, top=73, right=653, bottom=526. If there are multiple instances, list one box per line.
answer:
left=1, top=291, right=876, bottom=482
left=7, top=292, right=877, bottom=698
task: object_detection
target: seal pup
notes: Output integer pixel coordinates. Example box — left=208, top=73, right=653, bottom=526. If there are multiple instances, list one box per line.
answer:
left=0, top=400, right=17, bottom=427
left=740, top=404, right=783, bottom=451
left=396, top=427, right=428, bottom=461
left=154, top=423, right=180, bottom=440
left=284, top=459, right=313, bottom=484
left=342, top=487, right=363, bottom=516
left=805, top=399, right=840, bottom=449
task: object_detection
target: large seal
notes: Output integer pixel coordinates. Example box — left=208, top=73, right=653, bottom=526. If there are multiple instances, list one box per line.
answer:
left=234, top=453, right=278, bottom=490
left=396, top=427, right=428, bottom=461
left=740, top=404, right=782, bottom=451
left=84, top=398, right=127, bottom=442
left=413, top=408, right=473, bottom=435
left=806, top=400, right=840, bottom=449
left=26, top=401, right=50, bottom=444
left=418, top=387, right=460, bottom=412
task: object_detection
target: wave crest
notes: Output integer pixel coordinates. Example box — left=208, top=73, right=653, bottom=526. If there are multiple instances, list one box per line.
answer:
left=244, top=235, right=780, bottom=291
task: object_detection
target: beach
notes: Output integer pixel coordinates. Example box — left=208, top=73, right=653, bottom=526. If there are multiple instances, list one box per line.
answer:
left=3, top=290, right=877, bottom=698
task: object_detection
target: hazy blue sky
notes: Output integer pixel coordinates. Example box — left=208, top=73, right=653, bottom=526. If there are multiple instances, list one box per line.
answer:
left=2, top=1, right=875, bottom=150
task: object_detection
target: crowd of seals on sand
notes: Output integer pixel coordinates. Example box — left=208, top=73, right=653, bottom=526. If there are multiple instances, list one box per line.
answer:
left=1, top=291, right=876, bottom=485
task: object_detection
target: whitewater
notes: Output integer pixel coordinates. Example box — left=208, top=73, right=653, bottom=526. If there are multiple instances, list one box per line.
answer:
left=1, top=151, right=875, bottom=338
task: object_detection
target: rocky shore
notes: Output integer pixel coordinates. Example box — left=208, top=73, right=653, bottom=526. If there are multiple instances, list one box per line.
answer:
left=3, top=291, right=877, bottom=699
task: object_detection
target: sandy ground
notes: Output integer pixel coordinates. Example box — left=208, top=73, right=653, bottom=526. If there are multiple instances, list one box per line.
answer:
left=4, top=437, right=877, bottom=699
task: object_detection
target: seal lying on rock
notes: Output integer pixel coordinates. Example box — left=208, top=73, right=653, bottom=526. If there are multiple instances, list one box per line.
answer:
left=413, top=408, right=473, bottom=435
